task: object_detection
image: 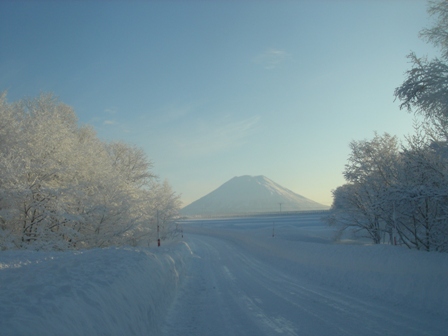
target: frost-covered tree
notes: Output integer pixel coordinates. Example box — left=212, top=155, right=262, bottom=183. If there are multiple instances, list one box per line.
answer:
left=390, top=126, right=448, bottom=251
left=328, top=133, right=400, bottom=244
left=395, top=0, right=448, bottom=123
left=329, top=1, right=448, bottom=252
left=329, top=129, right=448, bottom=251
left=329, top=183, right=383, bottom=243
left=0, top=93, right=181, bottom=250
left=106, top=142, right=156, bottom=188
left=391, top=0, right=448, bottom=252
left=151, top=179, right=182, bottom=240
left=0, top=94, right=83, bottom=249
left=329, top=128, right=448, bottom=251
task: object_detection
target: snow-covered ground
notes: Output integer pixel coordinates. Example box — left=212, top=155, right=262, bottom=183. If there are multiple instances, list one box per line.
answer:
left=0, top=242, right=191, bottom=336
left=1, top=212, right=447, bottom=335
left=165, top=214, right=448, bottom=335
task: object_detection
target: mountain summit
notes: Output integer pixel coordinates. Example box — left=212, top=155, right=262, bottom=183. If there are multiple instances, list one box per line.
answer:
left=180, top=175, right=329, bottom=216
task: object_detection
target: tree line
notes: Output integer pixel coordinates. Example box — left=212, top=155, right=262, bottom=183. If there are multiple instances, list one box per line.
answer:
left=0, top=93, right=181, bottom=250
left=327, top=0, right=448, bottom=252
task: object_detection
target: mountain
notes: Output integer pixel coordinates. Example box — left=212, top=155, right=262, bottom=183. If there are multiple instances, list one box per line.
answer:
left=180, top=175, right=329, bottom=217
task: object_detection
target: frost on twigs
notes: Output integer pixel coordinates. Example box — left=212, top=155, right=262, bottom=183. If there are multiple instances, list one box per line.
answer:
left=328, top=1, right=448, bottom=253
left=395, top=0, right=448, bottom=123
left=0, top=93, right=181, bottom=250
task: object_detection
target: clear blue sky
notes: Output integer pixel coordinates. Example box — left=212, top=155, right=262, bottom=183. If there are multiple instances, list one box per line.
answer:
left=0, top=0, right=436, bottom=206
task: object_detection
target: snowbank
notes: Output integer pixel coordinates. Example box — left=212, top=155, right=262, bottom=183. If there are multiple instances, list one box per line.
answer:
left=0, top=241, right=192, bottom=336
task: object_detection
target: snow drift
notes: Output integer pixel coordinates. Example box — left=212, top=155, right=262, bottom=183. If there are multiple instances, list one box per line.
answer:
left=0, top=241, right=192, bottom=336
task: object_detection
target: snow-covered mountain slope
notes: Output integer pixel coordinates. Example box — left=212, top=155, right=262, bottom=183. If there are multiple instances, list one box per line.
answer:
left=180, top=175, right=329, bottom=216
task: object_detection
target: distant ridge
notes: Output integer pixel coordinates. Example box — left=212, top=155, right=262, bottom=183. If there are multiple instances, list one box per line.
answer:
left=180, top=175, right=329, bottom=217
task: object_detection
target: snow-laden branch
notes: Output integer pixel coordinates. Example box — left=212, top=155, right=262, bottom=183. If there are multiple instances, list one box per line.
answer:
left=0, top=93, right=181, bottom=250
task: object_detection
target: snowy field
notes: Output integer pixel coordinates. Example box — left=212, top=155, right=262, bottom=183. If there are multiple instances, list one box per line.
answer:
left=1, top=212, right=447, bottom=335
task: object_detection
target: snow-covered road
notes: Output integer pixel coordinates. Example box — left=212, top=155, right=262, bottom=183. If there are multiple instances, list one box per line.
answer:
left=163, top=214, right=447, bottom=336
left=1, top=213, right=446, bottom=335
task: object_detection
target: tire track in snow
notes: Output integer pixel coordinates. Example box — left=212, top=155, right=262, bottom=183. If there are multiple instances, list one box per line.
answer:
left=227, top=238, right=442, bottom=336
left=163, top=232, right=445, bottom=336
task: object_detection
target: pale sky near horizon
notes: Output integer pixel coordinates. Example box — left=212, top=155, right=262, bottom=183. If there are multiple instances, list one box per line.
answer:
left=0, top=0, right=437, bottom=207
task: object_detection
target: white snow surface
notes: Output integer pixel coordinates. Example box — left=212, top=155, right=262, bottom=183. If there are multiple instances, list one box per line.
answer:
left=0, top=243, right=190, bottom=336
left=1, top=213, right=447, bottom=335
